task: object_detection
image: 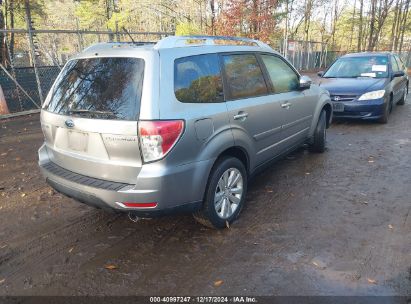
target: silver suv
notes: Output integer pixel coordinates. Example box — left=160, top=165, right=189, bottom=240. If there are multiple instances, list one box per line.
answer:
left=38, top=36, right=332, bottom=228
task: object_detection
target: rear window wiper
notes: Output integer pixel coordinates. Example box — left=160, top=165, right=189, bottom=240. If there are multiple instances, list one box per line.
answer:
left=68, top=109, right=116, bottom=116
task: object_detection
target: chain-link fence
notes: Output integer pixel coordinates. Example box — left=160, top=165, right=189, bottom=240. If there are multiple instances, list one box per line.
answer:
left=0, top=29, right=171, bottom=116
left=273, top=40, right=331, bottom=71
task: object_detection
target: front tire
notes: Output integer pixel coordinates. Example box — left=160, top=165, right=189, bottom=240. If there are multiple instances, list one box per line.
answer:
left=398, top=86, right=408, bottom=105
left=309, top=109, right=327, bottom=153
left=378, top=98, right=391, bottom=124
left=193, top=157, right=247, bottom=229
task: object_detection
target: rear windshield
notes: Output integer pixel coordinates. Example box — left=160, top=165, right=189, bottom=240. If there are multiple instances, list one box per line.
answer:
left=45, top=57, right=144, bottom=120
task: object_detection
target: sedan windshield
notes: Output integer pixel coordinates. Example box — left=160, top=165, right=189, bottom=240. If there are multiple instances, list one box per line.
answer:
left=323, top=56, right=389, bottom=79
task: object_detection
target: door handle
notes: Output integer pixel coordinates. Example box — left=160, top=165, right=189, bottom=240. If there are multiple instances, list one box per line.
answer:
left=233, top=112, right=249, bottom=120
left=281, top=102, right=292, bottom=109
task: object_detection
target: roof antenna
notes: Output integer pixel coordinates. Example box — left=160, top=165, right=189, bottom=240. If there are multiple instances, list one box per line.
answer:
left=122, top=27, right=136, bottom=44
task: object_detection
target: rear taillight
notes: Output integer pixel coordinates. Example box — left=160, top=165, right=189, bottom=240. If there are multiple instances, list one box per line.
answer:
left=138, top=120, right=184, bottom=162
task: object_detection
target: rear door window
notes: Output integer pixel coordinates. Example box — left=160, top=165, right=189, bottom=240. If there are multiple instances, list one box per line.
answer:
left=222, top=53, right=268, bottom=99
left=174, top=54, right=224, bottom=103
left=45, top=57, right=144, bottom=120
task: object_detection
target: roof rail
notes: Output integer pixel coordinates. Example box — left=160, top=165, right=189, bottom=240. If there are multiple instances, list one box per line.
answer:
left=154, top=35, right=272, bottom=50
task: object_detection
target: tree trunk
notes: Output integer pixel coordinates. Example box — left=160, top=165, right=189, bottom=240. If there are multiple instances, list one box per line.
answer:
left=398, top=0, right=410, bottom=52
left=331, top=0, right=338, bottom=49
left=303, top=0, right=312, bottom=43
left=367, top=0, right=376, bottom=51
left=377, top=0, right=395, bottom=50
left=9, top=0, right=14, bottom=60
left=357, top=0, right=363, bottom=51
left=0, top=0, right=7, bottom=66
left=252, top=0, right=258, bottom=36
left=210, top=0, right=215, bottom=35
left=391, top=0, right=399, bottom=50
left=349, top=0, right=357, bottom=51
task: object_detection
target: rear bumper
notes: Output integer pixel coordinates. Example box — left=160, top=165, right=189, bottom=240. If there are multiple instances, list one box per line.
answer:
left=38, top=144, right=212, bottom=216
left=333, top=98, right=385, bottom=120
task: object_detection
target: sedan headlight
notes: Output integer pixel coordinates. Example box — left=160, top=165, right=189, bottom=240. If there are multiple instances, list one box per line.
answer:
left=358, top=90, right=385, bottom=101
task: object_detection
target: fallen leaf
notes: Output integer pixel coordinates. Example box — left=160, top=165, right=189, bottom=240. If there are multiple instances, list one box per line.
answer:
left=305, top=172, right=311, bottom=175
left=311, top=259, right=327, bottom=269
left=363, top=201, right=369, bottom=205
left=368, top=160, right=374, bottom=163
left=0, top=245, right=7, bottom=249
left=367, top=278, right=377, bottom=284
left=104, top=264, right=118, bottom=270
left=21, top=193, right=26, bottom=198
left=214, top=280, right=224, bottom=287
left=388, top=224, right=393, bottom=229
left=0, top=153, right=7, bottom=156
left=68, top=247, right=74, bottom=253
left=267, top=190, right=273, bottom=193
left=0, top=279, right=5, bottom=284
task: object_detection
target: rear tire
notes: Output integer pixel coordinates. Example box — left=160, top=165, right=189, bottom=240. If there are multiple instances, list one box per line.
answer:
left=193, top=157, right=247, bottom=229
left=309, top=110, right=327, bottom=153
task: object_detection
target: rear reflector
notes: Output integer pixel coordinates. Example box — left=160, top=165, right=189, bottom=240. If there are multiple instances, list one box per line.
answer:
left=122, top=202, right=157, bottom=208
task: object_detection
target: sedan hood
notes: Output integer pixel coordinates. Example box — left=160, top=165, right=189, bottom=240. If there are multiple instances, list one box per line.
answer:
left=318, top=77, right=388, bottom=95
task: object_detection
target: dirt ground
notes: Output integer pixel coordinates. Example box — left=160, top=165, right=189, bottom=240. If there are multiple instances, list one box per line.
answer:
left=0, top=100, right=410, bottom=296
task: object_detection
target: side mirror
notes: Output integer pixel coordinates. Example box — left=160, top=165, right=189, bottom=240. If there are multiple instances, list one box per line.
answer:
left=393, top=71, right=405, bottom=78
left=299, top=75, right=312, bottom=90
left=317, top=71, right=324, bottom=77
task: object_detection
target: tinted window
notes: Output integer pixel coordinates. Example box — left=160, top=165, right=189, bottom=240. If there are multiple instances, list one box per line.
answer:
left=324, top=56, right=389, bottom=78
left=174, top=54, right=224, bottom=103
left=222, top=54, right=268, bottom=99
left=261, top=54, right=299, bottom=93
left=45, top=57, right=144, bottom=120
left=391, top=56, right=400, bottom=72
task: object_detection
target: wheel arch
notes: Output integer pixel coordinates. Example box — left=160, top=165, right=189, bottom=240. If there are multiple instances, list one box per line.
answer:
left=309, top=90, right=332, bottom=137
left=214, top=146, right=250, bottom=176
left=322, top=103, right=332, bottom=128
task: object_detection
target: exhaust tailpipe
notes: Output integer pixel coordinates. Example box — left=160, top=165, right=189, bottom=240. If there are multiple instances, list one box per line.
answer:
left=128, top=212, right=140, bottom=223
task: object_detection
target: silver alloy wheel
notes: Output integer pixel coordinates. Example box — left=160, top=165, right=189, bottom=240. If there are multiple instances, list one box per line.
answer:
left=214, top=168, right=243, bottom=219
